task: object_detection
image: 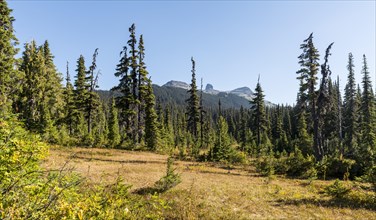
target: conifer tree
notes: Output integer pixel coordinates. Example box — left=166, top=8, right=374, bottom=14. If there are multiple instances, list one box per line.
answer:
left=63, top=61, right=75, bottom=135
left=0, top=1, right=18, bottom=115
left=359, top=55, right=376, bottom=168
left=296, top=33, right=321, bottom=159
left=74, top=55, right=88, bottom=111
left=336, top=76, right=343, bottom=151
left=322, top=78, right=341, bottom=154
left=186, top=57, right=200, bottom=139
left=282, top=106, right=293, bottom=143
left=92, top=101, right=108, bottom=146
left=250, top=77, right=267, bottom=148
left=113, top=41, right=131, bottom=141
left=19, top=41, right=46, bottom=130
left=113, top=24, right=141, bottom=143
left=108, top=97, right=121, bottom=148
left=84, top=48, right=100, bottom=134
left=239, top=105, right=248, bottom=151
left=145, top=79, right=159, bottom=150
left=355, top=84, right=363, bottom=149
left=18, top=40, right=62, bottom=134
left=272, top=105, right=288, bottom=152
left=128, top=24, right=139, bottom=142
left=315, top=43, right=334, bottom=157
left=73, top=55, right=89, bottom=139
left=199, top=78, right=205, bottom=148
left=296, top=111, right=312, bottom=154
left=137, top=35, right=148, bottom=143
left=211, top=116, right=232, bottom=161
left=343, top=53, right=358, bottom=154
left=40, top=40, right=63, bottom=128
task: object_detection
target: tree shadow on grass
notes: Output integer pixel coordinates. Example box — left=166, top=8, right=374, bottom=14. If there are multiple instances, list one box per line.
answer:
left=133, top=186, right=165, bottom=195
left=69, top=155, right=165, bottom=165
left=191, top=169, right=245, bottom=177
left=274, top=196, right=376, bottom=211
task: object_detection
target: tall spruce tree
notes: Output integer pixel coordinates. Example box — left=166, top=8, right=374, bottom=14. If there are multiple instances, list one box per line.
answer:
left=250, top=77, right=267, bottom=148
left=74, top=55, right=88, bottom=111
left=128, top=24, right=139, bottom=142
left=19, top=41, right=47, bottom=131
left=336, top=76, right=343, bottom=152
left=113, top=23, right=140, bottom=143
left=186, top=57, right=200, bottom=139
left=0, top=1, right=18, bottom=115
left=73, top=55, right=89, bottom=139
left=137, top=35, right=148, bottom=143
left=40, top=40, right=63, bottom=128
left=343, top=53, right=359, bottom=157
left=63, top=61, right=75, bottom=135
left=316, top=43, right=334, bottom=157
left=359, top=55, right=376, bottom=168
left=145, top=78, right=159, bottom=150
left=84, top=48, right=100, bottom=134
left=113, top=40, right=131, bottom=141
left=296, top=33, right=321, bottom=159
left=18, top=40, right=62, bottom=134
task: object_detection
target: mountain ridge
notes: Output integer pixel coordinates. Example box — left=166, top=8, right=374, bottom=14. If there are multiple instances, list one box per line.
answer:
left=96, top=80, right=274, bottom=110
left=163, top=80, right=255, bottom=101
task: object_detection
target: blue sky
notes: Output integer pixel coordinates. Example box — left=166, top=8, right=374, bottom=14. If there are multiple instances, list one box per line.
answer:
left=8, top=0, right=376, bottom=105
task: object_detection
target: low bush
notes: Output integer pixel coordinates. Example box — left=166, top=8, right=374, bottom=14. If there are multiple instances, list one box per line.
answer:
left=325, top=179, right=351, bottom=199
left=256, top=149, right=317, bottom=179
left=255, top=156, right=275, bottom=177
left=154, top=157, right=182, bottom=193
left=0, top=117, right=171, bottom=219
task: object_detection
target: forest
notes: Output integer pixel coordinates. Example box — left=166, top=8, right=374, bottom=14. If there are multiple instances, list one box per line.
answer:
left=1, top=1, right=375, bottom=219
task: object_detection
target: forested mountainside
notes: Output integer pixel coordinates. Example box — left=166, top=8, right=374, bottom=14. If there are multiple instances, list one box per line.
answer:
left=97, top=84, right=252, bottom=110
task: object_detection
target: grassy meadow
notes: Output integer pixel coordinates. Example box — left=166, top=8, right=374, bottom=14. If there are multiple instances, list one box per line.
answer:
left=43, top=146, right=376, bottom=219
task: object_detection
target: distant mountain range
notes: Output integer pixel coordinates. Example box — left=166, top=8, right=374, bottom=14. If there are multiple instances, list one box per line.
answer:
left=97, top=80, right=274, bottom=110
left=163, top=80, right=255, bottom=101
left=162, top=80, right=274, bottom=107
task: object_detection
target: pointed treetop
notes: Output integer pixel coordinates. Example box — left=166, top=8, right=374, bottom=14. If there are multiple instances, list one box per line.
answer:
left=129, top=23, right=136, bottom=32
left=66, top=61, right=70, bottom=82
left=305, top=32, right=314, bottom=42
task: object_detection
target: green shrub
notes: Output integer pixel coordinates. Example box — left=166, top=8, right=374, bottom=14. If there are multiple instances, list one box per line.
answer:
left=285, top=149, right=316, bottom=178
left=0, top=116, right=55, bottom=218
left=0, top=117, right=171, bottom=219
left=255, top=149, right=317, bottom=179
left=255, top=156, right=275, bottom=177
left=320, top=154, right=355, bottom=179
left=273, top=156, right=288, bottom=175
left=325, top=179, right=351, bottom=199
left=228, top=150, right=247, bottom=164
left=357, top=166, right=376, bottom=193
left=154, top=157, right=181, bottom=193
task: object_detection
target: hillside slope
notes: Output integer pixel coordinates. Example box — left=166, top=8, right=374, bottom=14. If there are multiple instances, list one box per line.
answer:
left=97, top=85, right=251, bottom=110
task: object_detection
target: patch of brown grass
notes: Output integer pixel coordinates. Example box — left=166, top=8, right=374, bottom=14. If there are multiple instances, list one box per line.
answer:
left=43, top=146, right=376, bottom=219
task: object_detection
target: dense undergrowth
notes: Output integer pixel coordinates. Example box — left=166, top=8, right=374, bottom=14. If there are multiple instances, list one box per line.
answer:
left=0, top=116, right=175, bottom=219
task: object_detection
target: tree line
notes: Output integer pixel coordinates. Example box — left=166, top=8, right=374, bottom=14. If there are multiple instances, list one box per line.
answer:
left=1, top=1, right=375, bottom=180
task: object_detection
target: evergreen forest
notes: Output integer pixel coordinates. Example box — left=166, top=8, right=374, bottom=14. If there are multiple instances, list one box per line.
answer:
left=1, top=1, right=375, bottom=218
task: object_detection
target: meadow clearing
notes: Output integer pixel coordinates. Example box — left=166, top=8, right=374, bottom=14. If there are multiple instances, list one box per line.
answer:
left=43, top=146, right=376, bottom=219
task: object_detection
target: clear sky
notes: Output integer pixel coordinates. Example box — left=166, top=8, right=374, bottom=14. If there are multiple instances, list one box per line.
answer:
left=8, top=0, right=376, bottom=105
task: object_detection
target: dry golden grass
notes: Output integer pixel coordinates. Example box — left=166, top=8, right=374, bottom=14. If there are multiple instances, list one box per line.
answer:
left=43, top=146, right=376, bottom=219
